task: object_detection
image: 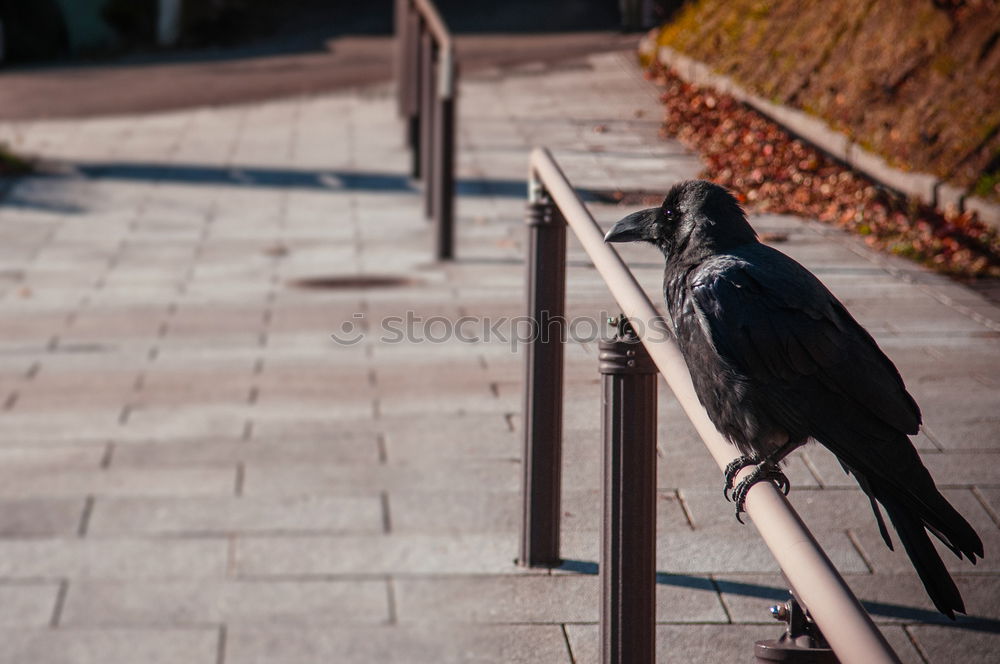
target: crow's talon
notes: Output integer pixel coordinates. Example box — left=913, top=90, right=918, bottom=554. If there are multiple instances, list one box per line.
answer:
left=729, top=463, right=791, bottom=522
left=777, top=473, right=791, bottom=495
left=770, top=471, right=789, bottom=495
left=723, top=455, right=758, bottom=501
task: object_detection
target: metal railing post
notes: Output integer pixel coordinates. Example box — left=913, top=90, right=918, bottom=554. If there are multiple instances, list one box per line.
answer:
left=433, top=53, right=456, bottom=260
left=405, top=11, right=422, bottom=172
left=396, top=0, right=458, bottom=261
left=599, top=319, right=657, bottom=664
left=519, top=186, right=566, bottom=567
left=420, top=31, right=435, bottom=212
left=394, top=0, right=408, bottom=117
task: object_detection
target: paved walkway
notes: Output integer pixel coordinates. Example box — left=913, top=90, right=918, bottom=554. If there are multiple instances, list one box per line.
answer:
left=0, top=51, right=997, bottom=663
left=0, top=32, right=635, bottom=120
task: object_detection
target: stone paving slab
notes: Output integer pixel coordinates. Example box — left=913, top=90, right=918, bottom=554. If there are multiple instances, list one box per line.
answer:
left=0, top=48, right=997, bottom=663
left=0, top=581, right=61, bottom=627
left=243, top=459, right=521, bottom=494
left=386, top=489, right=690, bottom=534
left=907, top=626, right=1000, bottom=664
left=235, top=533, right=520, bottom=576
left=0, top=466, right=236, bottom=498
left=107, top=435, right=379, bottom=467
left=61, top=579, right=389, bottom=627
left=87, top=495, right=384, bottom=536
left=225, top=624, right=572, bottom=664
left=0, top=628, right=220, bottom=664
left=557, top=528, right=869, bottom=575
left=0, top=445, right=105, bottom=469
left=0, top=538, right=228, bottom=578
left=0, top=498, right=87, bottom=537
left=394, top=574, right=729, bottom=624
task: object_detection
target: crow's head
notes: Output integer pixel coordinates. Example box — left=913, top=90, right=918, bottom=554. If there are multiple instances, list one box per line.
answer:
left=604, top=180, right=756, bottom=257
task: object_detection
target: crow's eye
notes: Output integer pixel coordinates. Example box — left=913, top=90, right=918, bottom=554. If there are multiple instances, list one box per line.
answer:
left=663, top=208, right=675, bottom=221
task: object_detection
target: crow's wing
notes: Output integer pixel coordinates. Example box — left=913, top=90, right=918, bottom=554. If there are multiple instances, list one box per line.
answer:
left=688, top=245, right=982, bottom=587
left=688, top=244, right=921, bottom=449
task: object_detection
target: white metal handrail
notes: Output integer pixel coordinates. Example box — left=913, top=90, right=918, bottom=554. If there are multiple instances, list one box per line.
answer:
left=528, top=146, right=901, bottom=664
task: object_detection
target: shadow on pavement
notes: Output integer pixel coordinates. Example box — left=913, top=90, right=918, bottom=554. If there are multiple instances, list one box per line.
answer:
left=559, top=559, right=1000, bottom=633
left=4, top=160, right=618, bottom=214
left=69, top=161, right=534, bottom=197
left=61, top=160, right=608, bottom=202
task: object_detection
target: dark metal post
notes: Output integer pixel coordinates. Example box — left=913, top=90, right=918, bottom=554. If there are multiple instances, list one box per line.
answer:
left=420, top=33, right=435, bottom=208
left=406, top=11, right=422, bottom=173
left=433, top=57, right=456, bottom=260
left=394, top=0, right=407, bottom=117
left=599, top=319, right=657, bottom=664
left=519, top=191, right=566, bottom=568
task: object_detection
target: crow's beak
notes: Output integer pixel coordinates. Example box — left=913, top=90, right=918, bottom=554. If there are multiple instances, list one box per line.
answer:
left=604, top=207, right=657, bottom=243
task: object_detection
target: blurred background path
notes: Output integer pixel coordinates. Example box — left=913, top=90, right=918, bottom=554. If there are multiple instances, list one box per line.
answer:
left=0, top=32, right=636, bottom=120
left=0, top=0, right=635, bottom=119
left=0, top=24, right=998, bottom=664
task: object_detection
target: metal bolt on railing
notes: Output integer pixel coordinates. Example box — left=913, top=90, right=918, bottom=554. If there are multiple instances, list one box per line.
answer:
left=395, top=0, right=457, bottom=261
left=756, top=595, right=837, bottom=663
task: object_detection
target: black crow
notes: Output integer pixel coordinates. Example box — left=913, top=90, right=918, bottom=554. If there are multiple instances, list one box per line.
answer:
left=604, top=179, right=983, bottom=619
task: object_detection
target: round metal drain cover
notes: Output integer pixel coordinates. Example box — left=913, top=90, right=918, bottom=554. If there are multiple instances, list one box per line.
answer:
left=288, top=275, right=414, bottom=290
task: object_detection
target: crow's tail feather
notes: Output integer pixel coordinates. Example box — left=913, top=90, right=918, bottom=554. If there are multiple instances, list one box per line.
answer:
left=891, top=464, right=984, bottom=565
left=882, top=496, right=966, bottom=619
left=852, top=449, right=983, bottom=619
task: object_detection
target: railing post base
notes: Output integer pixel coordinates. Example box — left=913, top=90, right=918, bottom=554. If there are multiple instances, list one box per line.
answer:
left=754, top=640, right=838, bottom=664
left=755, top=596, right=838, bottom=663
left=599, top=317, right=657, bottom=664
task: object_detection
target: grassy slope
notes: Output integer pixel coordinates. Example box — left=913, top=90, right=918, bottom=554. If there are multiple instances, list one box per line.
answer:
left=656, top=0, right=1000, bottom=200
